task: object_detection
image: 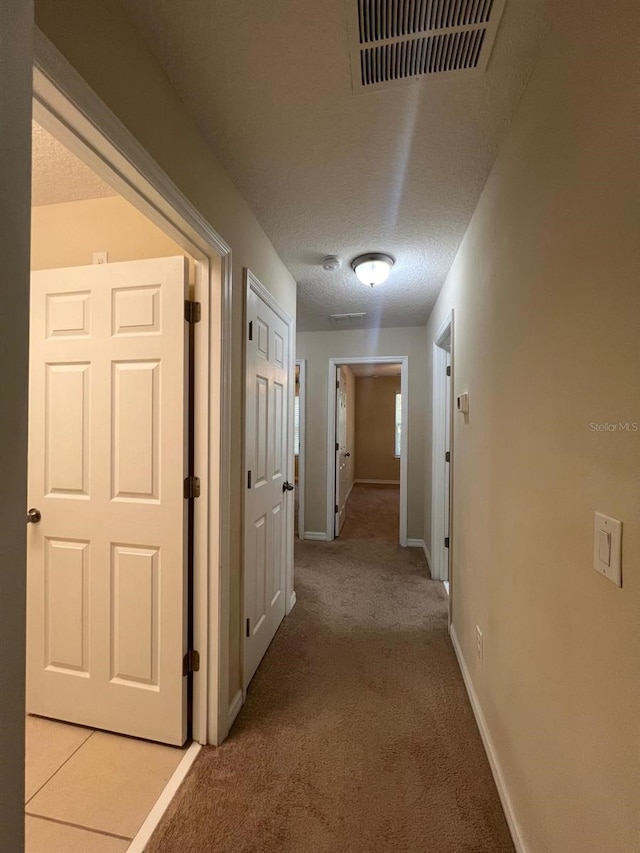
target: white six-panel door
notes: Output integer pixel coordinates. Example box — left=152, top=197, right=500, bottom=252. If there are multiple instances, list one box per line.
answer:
left=244, top=283, right=290, bottom=689
left=27, top=256, right=189, bottom=745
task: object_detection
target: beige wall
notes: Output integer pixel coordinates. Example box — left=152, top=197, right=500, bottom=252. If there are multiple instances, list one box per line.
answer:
left=355, top=376, right=401, bottom=482
left=423, top=1, right=639, bottom=849
left=31, top=195, right=192, bottom=274
left=0, top=1, right=32, bottom=847
left=35, top=0, right=297, bottom=718
left=296, top=328, right=426, bottom=538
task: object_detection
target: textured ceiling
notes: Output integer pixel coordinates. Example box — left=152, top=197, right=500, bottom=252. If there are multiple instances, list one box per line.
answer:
left=32, top=122, right=116, bottom=207
left=120, top=0, right=554, bottom=330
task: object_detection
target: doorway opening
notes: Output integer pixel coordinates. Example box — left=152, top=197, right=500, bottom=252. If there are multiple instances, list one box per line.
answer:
left=26, top=36, right=232, bottom=848
left=431, top=312, right=454, bottom=599
left=326, top=357, right=408, bottom=546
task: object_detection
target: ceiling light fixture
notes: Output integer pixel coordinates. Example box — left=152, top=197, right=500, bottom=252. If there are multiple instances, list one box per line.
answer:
left=351, top=253, right=394, bottom=287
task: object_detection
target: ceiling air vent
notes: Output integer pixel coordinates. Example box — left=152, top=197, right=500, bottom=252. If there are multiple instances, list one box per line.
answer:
left=330, top=312, right=367, bottom=327
left=347, top=0, right=506, bottom=92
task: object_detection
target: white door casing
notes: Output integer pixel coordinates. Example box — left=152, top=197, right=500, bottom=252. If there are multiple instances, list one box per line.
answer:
left=431, top=312, right=454, bottom=583
left=444, top=349, right=452, bottom=578
left=244, top=274, right=291, bottom=689
left=334, top=367, right=349, bottom=537
left=27, top=256, right=189, bottom=746
left=294, top=359, right=306, bottom=541
left=326, top=357, right=408, bottom=545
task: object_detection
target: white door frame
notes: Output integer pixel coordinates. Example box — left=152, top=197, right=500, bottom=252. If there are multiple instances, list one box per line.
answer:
left=326, top=357, right=408, bottom=546
left=243, top=271, right=296, bottom=663
left=33, top=30, right=233, bottom=745
left=295, top=359, right=306, bottom=541
left=431, top=312, right=454, bottom=603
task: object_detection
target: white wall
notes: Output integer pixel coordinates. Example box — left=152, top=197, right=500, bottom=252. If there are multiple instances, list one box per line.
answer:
left=423, top=1, right=639, bottom=849
left=296, top=328, right=427, bottom=538
left=35, top=1, right=297, bottom=721
left=0, top=1, right=33, bottom=848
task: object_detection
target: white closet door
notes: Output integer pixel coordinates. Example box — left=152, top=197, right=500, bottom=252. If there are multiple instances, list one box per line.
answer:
left=244, top=286, right=290, bottom=688
left=27, top=256, right=189, bottom=745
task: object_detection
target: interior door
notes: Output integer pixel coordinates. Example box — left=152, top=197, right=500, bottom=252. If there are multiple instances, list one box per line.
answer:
left=334, top=367, right=348, bottom=536
left=443, top=350, right=451, bottom=580
left=27, top=256, right=189, bottom=746
left=244, top=285, right=290, bottom=688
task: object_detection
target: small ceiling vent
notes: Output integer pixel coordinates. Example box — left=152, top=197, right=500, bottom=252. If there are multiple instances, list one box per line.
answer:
left=347, top=0, right=506, bottom=92
left=329, top=312, right=367, bottom=327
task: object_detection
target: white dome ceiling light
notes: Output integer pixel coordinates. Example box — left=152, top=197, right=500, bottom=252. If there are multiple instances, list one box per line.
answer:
left=351, top=253, right=395, bottom=287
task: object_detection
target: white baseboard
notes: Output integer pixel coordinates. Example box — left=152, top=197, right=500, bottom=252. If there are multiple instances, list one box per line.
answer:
left=287, top=590, right=297, bottom=613
left=355, top=478, right=400, bottom=485
left=406, top=538, right=433, bottom=573
left=303, top=531, right=327, bottom=541
left=449, top=625, right=527, bottom=853
left=127, top=742, right=201, bottom=852
left=227, top=688, right=243, bottom=730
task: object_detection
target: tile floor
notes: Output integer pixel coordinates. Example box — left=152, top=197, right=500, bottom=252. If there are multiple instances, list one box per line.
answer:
left=25, top=715, right=187, bottom=852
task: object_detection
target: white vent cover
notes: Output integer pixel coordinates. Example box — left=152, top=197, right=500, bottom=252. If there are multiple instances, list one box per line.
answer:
left=347, top=0, right=506, bottom=92
left=329, top=312, right=367, bottom=327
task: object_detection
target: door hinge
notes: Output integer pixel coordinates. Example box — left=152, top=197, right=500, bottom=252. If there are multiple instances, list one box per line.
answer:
left=247, top=470, right=252, bottom=489
left=246, top=618, right=251, bottom=638
left=183, top=649, right=200, bottom=675
left=335, top=504, right=339, bottom=513
left=446, top=365, right=451, bottom=376
left=185, top=300, right=201, bottom=324
left=183, top=476, right=201, bottom=499
left=336, top=380, right=340, bottom=389
left=444, top=536, right=450, bottom=549
left=445, top=451, right=451, bottom=462
left=248, top=320, right=253, bottom=341
left=335, top=442, right=339, bottom=452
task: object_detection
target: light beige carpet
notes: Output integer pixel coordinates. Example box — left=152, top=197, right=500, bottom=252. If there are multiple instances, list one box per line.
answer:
left=148, top=485, right=514, bottom=852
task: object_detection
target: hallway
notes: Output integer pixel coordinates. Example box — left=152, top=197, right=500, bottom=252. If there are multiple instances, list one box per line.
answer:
left=340, top=483, right=400, bottom=543
left=147, top=489, right=513, bottom=852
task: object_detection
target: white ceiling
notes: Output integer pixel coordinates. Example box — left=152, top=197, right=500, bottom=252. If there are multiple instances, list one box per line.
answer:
left=120, top=0, right=554, bottom=331
left=32, top=122, right=116, bottom=207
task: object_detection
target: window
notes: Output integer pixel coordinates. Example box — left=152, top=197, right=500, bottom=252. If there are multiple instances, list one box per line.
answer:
left=294, top=394, right=300, bottom=456
left=394, top=392, right=402, bottom=457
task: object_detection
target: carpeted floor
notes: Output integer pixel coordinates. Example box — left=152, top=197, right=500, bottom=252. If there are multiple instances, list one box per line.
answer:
left=148, top=485, right=514, bottom=852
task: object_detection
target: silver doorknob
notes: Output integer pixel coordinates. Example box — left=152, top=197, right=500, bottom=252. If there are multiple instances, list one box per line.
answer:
left=282, top=481, right=294, bottom=492
left=26, top=508, right=42, bottom=524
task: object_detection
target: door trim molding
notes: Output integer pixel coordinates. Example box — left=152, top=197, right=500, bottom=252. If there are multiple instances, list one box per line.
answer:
left=431, top=312, right=454, bottom=594
left=295, top=359, right=306, bottom=542
left=326, top=357, right=408, bottom=546
left=33, top=29, right=233, bottom=746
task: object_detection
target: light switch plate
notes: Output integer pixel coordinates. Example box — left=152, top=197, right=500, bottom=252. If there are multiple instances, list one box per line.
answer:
left=457, top=391, right=469, bottom=414
left=593, top=512, right=622, bottom=587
